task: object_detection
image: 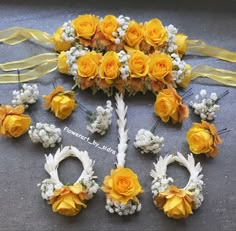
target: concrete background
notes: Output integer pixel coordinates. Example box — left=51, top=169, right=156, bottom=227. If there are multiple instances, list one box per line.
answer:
left=0, top=0, right=235, bottom=230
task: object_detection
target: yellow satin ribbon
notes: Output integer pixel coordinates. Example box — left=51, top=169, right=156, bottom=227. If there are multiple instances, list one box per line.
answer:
left=187, top=40, right=236, bottom=63
left=0, top=27, right=52, bottom=45
left=0, top=53, right=58, bottom=71
left=191, top=65, right=236, bottom=87
left=0, top=61, right=58, bottom=83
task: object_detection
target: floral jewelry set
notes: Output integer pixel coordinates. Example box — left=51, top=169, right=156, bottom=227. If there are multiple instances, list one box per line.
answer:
left=0, top=14, right=235, bottom=219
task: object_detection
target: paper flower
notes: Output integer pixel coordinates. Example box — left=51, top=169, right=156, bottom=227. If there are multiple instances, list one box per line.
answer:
left=43, top=86, right=76, bottom=120
left=0, top=105, right=31, bottom=137
left=28, top=122, right=62, bottom=148
left=186, top=120, right=222, bottom=157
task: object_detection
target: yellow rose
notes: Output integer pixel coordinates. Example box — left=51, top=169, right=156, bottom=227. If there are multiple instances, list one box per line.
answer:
left=77, top=51, right=100, bottom=78
left=176, top=33, right=188, bottom=58
left=124, top=21, right=143, bottom=49
left=101, top=167, right=143, bottom=204
left=144, top=18, right=168, bottom=47
left=43, top=86, right=76, bottom=120
left=58, top=51, right=69, bottom=74
left=49, top=183, right=89, bottom=216
left=72, top=14, right=99, bottom=39
left=99, top=15, right=118, bottom=42
left=154, top=87, right=189, bottom=123
left=148, top=53, right=173, bottom=84
left=0, top=105, right=31, bottom=138
left=99, top=51, right=120, bottom=83
left=128, top=51, right=149, bottom=78
left=52, top=27, right=72, bottom=52
left=155, top=186, right=193, bottom=219
left=186, top=120, right=222, bottom=157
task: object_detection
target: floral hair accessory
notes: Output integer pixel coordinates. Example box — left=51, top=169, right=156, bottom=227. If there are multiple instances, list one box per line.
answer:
left=0, top=104, right=31, bottom=137
left=28, top=122, right=62, bottom=148
left=101, top=93, right=143, bottom=216
left=134, top=120, right=164, bottom=154
left=43, top=85, right=76, bottom=120
left=39, top=146, right=99, bottom=216
left=189, top=89, right=229, bottom=121
left=186, top=120, right=222, bottom=157
left=150, top=152, right=204, bottom=219
left=86, top=100, right=113, bottom=135
left=154, top=87, right=189, bottom=124
left=12, top=83, right=39, bottom=108
left=1, top=14, right=236, bottom=89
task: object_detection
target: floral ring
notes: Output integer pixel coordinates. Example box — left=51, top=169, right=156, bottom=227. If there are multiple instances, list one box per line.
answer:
left=39, top=146, right=99, bottom=216
left=150, top=152, right=204, bottom=219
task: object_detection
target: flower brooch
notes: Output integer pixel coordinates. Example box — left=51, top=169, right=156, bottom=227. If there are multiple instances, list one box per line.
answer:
left=151, top=152, right=204, bottom=219
left=39, top=146, right=99, bottom=216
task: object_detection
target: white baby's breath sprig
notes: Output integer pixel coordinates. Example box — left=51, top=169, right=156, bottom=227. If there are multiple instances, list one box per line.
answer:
left=115, top=93, right=128, bottom=168
left=87, top=100, right=113, bottom=135
left=164, top=24, right=178, bottom=53
left=28, top=122, right=62, bottom=148
left=118, top=50, right=130, bottom=80
left=12, top=83, right=39, bottom=108
left=113, top=15, right=130, bottom=44
left=189, top=89, right=228, bottom=120
left=134, top=129, right=164, bottom=154
left=171, top=53, right=189, bottom=86
left=61, top=20, right=76, bottom=42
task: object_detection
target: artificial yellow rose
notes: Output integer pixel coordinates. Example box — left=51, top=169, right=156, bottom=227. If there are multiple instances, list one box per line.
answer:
left=43, top=86, right=76, bottom=120
left=128, top=51, right=149, bottom=78
left=99, top=15, right=118, bottom=42
left=57, top=51, right=69, bottom=74
left=154, top=87, right=189, bottom=123
left=0, top=105, right=31, bottom=138
left=101, top=167, right=143, bottom=204
left=176, top=33, right=188, bottom=58
left=49, top=183, right=89, bottom=216
left=99, top=51, right=120, bottom=83
left=52, top=27, right=72, bottom=51
left=186, top=120, right=222, bottom=157
left=72, top=14, right=99, bottom=39
left=155, top=186, right=193, bottom=219
left=144, top=18, right=168, bottom=47
left=124, top=21, right=143, bottom=49
left=77, top=51, right=100, bottom=78
left=148, top=53, right=173, bottom=84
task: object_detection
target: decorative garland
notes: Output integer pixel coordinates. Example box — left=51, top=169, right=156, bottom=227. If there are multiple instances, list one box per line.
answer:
left=39, top=146, right=99, bottom=216
left=150, top=152, right=204, bottom=219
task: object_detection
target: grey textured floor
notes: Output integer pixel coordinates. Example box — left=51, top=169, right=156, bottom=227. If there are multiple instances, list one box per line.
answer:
left=0, top=0, right=235, bottom=230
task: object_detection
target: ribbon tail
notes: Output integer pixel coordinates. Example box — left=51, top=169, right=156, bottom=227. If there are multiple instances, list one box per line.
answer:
left=191, top=65, right=236, bottom=87
left=0, top=53, right=58, bottom=71
left=187, top=40, right=236, bottom=63
left=0, top=61, right=58, bottom=83
left=0, top=27, right=52, bottom=45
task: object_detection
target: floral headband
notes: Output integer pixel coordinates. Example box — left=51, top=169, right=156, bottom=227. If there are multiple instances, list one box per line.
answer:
left=0, top=14, right=235, bottom=89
